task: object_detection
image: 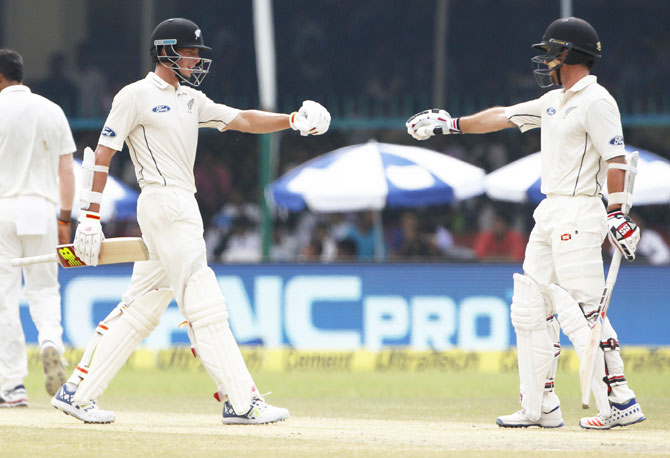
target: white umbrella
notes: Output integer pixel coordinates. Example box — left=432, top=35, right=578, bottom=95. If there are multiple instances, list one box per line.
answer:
left=484, top=146, right=670, bottom=205
left=269, top=141, right=486, bottom=212
left=71, top=159, right=139, bottom=222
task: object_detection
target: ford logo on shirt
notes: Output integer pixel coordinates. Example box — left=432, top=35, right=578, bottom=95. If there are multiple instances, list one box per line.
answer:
left=546, top=107, right=556, bottom=116
left=609, top=135, right=624, bottom=146
left=152, top=105, right=171, bottom=113
left=101, top=126, right=116, bottom=137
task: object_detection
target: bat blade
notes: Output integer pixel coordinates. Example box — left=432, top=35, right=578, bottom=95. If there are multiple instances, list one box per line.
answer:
left=580, top=320, right=603, bottom=409
left=12, top=237, right=149, bottom=268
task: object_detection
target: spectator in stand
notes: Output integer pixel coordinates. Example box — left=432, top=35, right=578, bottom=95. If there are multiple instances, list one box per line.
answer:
left=194, top=148, right=232, bottom=223
left=474, top=213, right=526, bottom=262
left=389, top=212, right=432, bottom=259
left=342, top=211, right=379, bottom=260
left=298, top=238, right=323, bottom=262
left=335, top=238, right=357, bottom=261
left=219, top=216, right=261, bottom=263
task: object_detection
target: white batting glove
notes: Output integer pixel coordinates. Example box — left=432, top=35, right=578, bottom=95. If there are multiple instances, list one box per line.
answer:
left=290, top=100, right=331, bottom=136
left=406, top=109, right=460, bottom=140
left=74, top=211, right=105, bottom=266
left=607, top=210, right=640, bottom=261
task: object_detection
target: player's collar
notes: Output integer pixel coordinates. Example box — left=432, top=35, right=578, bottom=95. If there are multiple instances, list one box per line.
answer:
left=0, top=84, right=30, bottom=95
left=146, top=72, right=172, bottom=90
left=565, top=74, right=597, bottom=94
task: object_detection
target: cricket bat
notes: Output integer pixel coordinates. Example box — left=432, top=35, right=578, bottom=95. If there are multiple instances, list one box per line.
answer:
left=10, top=237, right=149, bottom=268
left=579, top=151, right=638, bottom=409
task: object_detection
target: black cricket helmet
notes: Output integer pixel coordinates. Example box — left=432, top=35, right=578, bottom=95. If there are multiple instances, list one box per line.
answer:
left=150, top=18, right=212, bottom=86
left=531, top=17, right=601, bottom=88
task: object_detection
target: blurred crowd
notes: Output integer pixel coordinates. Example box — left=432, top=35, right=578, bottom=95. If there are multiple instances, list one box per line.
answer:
left=19, top=0, right=670, bottom=265
left=92, top=127, right=670, bottom=266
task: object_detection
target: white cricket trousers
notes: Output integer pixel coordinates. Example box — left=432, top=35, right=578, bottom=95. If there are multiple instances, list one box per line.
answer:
left=0, top=197, right=64, bottom=390
left=523, top=195, right=636, bottom=403
left=125, top=185, right=209, bottom=304
left=523, top=195, right=607, bottom=316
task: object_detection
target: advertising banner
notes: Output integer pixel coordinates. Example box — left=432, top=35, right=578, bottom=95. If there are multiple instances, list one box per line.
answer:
left=19, top=263, right=670, bottom=349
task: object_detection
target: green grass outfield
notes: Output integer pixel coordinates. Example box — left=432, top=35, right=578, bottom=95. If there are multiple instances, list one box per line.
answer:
left=1, top=349, right=669, bottom=457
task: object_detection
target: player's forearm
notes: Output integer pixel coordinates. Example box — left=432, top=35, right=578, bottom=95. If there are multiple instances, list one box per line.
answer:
left=459, top=107, right=515, bottom=134
left=87, top=145, right=116, bottom=213
left=606, top=156, right=626, bottom=211
left=230, top=110, right=290, bottom=133
left=58, top=153, right=75, bottom=220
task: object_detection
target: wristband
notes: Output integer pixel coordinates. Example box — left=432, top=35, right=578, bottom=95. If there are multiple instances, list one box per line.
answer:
left=58, top=219, right=71, bottom=225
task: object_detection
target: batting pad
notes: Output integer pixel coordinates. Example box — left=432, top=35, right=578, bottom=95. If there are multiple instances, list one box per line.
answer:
left=510, top=274, right=555, bottom=421
left=184, top=267, right=256, bottom=415
left=74, top=288, right=173, bottom=404
left=551, top=284, right=611, bottom=418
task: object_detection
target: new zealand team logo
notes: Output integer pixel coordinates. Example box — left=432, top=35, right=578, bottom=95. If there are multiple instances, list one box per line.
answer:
left=101, top=126, right=116, bottom=137
left=546, top=107, right=556, bottom=116
left=152, top=105, right=171, bottom=113
left=609, top=135, right=624, bottom=146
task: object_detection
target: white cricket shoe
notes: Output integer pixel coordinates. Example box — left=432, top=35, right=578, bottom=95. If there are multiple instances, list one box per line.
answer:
left=51, top=383, right=115, bottom=424
left=497, top=405, right=564, bottom=428
left=41, top=346, right=66, bottom=396
left=0, top=384, right=29, bottom=408
left=222, top=396, right=289, bottom=425
left=579, top=398, right=645, bottom=429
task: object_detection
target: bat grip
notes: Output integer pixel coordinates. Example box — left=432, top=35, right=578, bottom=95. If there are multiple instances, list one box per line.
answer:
left=11, top=253, right=58, bottom=267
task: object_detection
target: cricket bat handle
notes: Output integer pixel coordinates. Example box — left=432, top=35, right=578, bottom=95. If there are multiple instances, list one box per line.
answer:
left=11, top=253, right=58, bottom=267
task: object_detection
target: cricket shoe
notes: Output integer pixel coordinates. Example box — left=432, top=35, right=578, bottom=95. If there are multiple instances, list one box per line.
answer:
left=51, top=383, right=115, bottom=424
left=497, top=405, right=564, bottom=428
left=41, top=345, right=66, bottom=396
left=579, top=398, right=645, bottom=429
left=222, top=396, right=289, bottom=425
left=0, top=384, right=28, bottom=408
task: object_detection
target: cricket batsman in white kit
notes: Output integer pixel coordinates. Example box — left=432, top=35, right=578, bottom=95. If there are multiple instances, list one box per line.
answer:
left=0, top=49, right=74, bottom=406
left=406, top=17, right=644, bottom=429
left=51, top=18, right=330, bottom=424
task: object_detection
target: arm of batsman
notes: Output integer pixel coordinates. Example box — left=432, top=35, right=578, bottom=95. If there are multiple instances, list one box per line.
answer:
left=290, top=100, right=331, bottom=136
left=406, top=109, right=458, bottom=140
left=74, top=211, right=105, bottom=266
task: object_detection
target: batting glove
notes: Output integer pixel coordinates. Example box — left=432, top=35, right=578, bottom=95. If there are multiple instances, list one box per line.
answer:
left=406, top=109, right=460, bottom=141
left=74, top=211, right=105, bottom=266
left=607, top=210, right=640, bottom=261
left=290, top=100, right=331, bottom=136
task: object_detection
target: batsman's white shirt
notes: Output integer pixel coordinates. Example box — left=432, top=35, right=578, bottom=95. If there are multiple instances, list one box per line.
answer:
left=505, top=75, right=626, bottom=197
left=0, top=85, right=76, bottom=202
left=98, top=72, right=239, bottom=192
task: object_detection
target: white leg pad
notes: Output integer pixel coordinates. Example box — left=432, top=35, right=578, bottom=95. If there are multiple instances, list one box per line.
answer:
left=73, top=288, right=173, bottom=404
left=183, top=267, right=256, bottom=415
left=68, top=303, right=124, bottom=385
left=550, top=284, right=611, bottom=418
left=542, top=317, right=561, bottom=413
left=601, top=317, right=636, bottom=403
left=510, top=274, right=555, bottom=421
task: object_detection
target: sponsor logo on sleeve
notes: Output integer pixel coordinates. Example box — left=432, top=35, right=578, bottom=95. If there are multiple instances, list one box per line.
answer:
left=546, top=107, right=556, bottom=116
left=152, top=105, right=171, bottom=113
left=609, top=135, right=624, bottom=146
left=101, top=126, right=116, bottom=137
